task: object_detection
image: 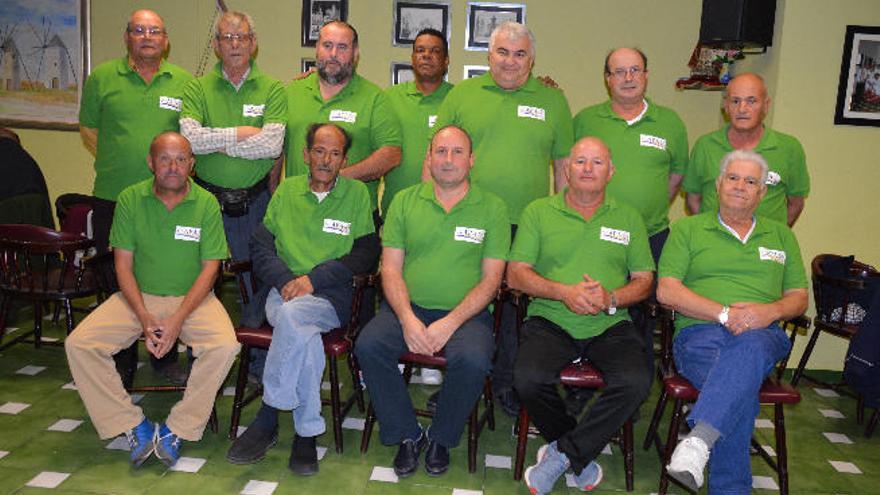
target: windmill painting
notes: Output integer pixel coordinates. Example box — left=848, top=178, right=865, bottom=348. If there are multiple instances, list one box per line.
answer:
left=0, top=0, right=87, bottom=130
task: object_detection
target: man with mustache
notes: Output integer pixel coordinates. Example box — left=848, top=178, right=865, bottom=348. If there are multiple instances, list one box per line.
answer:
left=226, top=123, right=379, bottom=475
left=284, top=21, right=402, bottom=222
left=65, top=132, right=239, bottom=469
left=683, top=73, right=809, bottom=226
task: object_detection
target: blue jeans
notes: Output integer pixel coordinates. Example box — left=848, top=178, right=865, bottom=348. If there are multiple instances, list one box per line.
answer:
left=354, top=302, right=494, bottom=448
left=223, top=188, right=270, bottom=328
left=263, top=289, right=340, bottom=437
left=673, top=323, right=791, bottom=495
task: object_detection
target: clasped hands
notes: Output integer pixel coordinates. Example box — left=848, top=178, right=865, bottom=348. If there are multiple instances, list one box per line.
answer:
left=724, top=302, right=776, bottom=335
left=401, top=314, right=458, bottom=356
left=561, top=274, right=610, bottom=315
left=141, top=315, right=183, bottom=359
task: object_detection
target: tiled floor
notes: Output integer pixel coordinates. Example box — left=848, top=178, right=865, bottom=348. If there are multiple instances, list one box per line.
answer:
left=1, top=302, right=878, bottom=494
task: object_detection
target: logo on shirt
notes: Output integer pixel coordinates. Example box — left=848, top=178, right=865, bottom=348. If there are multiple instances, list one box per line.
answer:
left=599, top=227, right=630, bottom=245
left=242, top=104, right=265, bottom=117
left=428, top=115, right=438, bottom=128
left=759, top=247, right=786, bottom=265
left=517, top=105, right=546, bottom=121
left=766, top=171, right=781, bottom=186
left=174, top=226, right=201, bottom=242
left=454, top=226, right=485, bottom=244
left=158, top=96, right=182, bottom=112
left=329, top=109, right=357, bottom=123
left=639, top=134, right=667, bottom=151
left=323, top=218, right=351, bottom=236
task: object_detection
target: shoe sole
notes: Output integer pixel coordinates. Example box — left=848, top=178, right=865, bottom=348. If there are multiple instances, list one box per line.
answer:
left=424, top=463, right=449, bottom=477
left=394, top=465, right=418, bottom=478
left=226, top=433, right=278, bottom=465
left=666, top=466, right=700, bottom=492
left=575, top=463, right=603, bottom=492
left=155, top=446, right=178, bottom=468
left=130, top=445, right=154, bottom=469
left=523, top=465, right=544, bottom=495
left=289, top=462, right=319, bottom=476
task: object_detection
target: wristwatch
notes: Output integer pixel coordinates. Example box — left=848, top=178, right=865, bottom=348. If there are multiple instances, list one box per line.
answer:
left=607, top=291, right=618, bottom=315
left=718, top=305, right=730, bottom=325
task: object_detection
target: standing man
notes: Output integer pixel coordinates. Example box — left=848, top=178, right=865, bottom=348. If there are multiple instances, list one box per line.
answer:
left=180, top=10, right=286, bottom=327
left=433, top=22, right=573, bottom=416
left=355, top=126, right=509, bottom=477
left=65, top=132, right=240, bottom=469
left=684, top=73, right=809, bottom=226
left=285, top=21, right=402, bottom=220
left=510, top=137, right=654, bottom=494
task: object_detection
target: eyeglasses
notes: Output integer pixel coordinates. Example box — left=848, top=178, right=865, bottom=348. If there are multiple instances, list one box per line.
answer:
left=608, top=67, right=644, bottom=79
left=217, top=32, right=253, bottom=43
left=127, top=26, right=166, bottom=38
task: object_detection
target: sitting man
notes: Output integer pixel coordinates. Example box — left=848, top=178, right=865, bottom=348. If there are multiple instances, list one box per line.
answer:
left=658, top=150, right=808, bottom=493
left=510, top=137, right=654, bottom=494
left=65, top=132, right=239, bottom=468
left=355, top=125, right=509, bottom=477
left=226, top=123, right=379, bottom=474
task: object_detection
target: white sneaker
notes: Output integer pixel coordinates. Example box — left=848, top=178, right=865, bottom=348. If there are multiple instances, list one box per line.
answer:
left=420, top=368, right=443, bottom=385
left=666, top=436, right=710, bottom=491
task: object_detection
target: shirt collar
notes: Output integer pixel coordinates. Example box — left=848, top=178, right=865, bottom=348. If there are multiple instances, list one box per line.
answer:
left=295, top=174, right=348, bottom=200
left=307, top=71, right=360, bottom=103
left=417, top=180, right=481, bottom=211
left=597, top=97, right=657, bottom=123
left=479, top=72, right=540, bottom=93
left=118, top=56, right=173, bottom=77
left=404, top=80, right=453, bottom=100
left=716, top=125, right=778, bottom=152
left=142, top=177, right=197, bottom=204
left=550, top=189, right=613, bottom=221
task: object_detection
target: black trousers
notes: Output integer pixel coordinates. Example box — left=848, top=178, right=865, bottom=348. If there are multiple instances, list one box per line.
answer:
left=513, top=317, right=652, bottom=473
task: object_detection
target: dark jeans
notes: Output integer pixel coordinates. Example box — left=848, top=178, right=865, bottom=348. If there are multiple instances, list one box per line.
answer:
left=513, top=317, right=652, bottom=473
left=355, top=301, right=494, bottom=448
left=629, top=227, right=670, bottom=373
left=491, top=224, right=519, bottom=394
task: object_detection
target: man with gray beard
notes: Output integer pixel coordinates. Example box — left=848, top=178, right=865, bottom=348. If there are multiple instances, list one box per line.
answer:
left=283, top=21, right=402, bottom=223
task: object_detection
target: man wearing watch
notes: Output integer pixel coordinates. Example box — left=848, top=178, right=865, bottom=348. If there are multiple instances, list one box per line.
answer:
left=508, top=137, right=654, bottom=494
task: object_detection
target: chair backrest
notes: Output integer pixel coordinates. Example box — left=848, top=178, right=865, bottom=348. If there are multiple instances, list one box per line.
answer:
left=812, top=254, right=880, bottom=327
left=0, top=224, right=94, bottom=296
left=84, top=250, right=118, bottom=301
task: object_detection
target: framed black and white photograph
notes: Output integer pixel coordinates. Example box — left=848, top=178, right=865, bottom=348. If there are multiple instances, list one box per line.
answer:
left=463, top=65, right=488, bottom=79
left=301, top=58, right=317, bottom=74
left=393, top=1, right=450, bottom=47
left=301, top=0, right=348, bottom=47
left=391, top=62, right=415, bottom=85
left=834, top=25, right=880, bottom=127
left=465, top=2, right=525, bottom=51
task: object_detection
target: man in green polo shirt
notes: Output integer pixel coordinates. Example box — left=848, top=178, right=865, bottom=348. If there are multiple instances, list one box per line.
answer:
left=510, top=137, right=654, bottom=494
left=434, top=21, right=573, bottom=417
left=65, top=132, right=240, bottom=469
left=683, top=73, right=809, bottom=226
left=180, top=10, right=286, bottom=328
left=355, top=126, right=509, bottom=478
left=285, top=21, right=402, bottom=218
left=658, top=150, right=808, bottom=493
left=226, top=124, right=379, bottom=475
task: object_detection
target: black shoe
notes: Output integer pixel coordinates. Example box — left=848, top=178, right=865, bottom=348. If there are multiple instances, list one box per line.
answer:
left=495, top=388, right=520, bottom=418
left=289, top=434, right=319, bottom=476
left=426, top=391, right=440, bottom=414
left=424, top=440, right=449, bottom=476
left=393, top=430, right=427, bottom=478
left=226, top=425, right=278, bottom=464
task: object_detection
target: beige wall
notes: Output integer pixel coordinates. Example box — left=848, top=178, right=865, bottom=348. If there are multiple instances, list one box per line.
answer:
left=11, top=0, right=880, bottom=370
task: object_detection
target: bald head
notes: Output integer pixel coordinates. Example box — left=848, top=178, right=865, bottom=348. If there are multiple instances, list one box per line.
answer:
left=125, top=9, right=167, bottom=62
left=726, top=72, right=768, bottom=99
left=149, top=131, right=192, bottom=158
left=724, top=72, right=771, bottom=133
left=566, top=137, right=615, bottom=194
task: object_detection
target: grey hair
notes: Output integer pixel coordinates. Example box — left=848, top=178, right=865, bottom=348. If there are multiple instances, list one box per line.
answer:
left=214, top=11, right=256, bottom=39
left=718, top=150, right=769, bottom=187
left=489, top=22, right=535, bottom=58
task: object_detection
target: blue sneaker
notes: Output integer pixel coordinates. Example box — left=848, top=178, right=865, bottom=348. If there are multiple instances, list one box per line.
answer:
left=124, top=418, right=155, bottom=468
left=571, top=461, right=603, bottom=492
left=524, top=441, right=570, bottom=495
left=154, top=422, right=181, bottom=467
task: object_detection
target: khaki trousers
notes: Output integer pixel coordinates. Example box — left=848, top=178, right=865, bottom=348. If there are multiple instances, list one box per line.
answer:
left=65, top=292, right=240, bottom=441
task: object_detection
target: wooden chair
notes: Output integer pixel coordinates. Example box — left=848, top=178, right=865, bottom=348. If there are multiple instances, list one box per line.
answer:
left=0, top=224, right=96, bottom=350
left=226, top=260, right=370, bottom=453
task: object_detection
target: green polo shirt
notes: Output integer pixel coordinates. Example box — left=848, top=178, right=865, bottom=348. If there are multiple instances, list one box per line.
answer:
left=509, top=193, right=655, bottom=339
left=683, top=126, right=809, bottom=224
left=573, top=99, right=688, bottom=236
left=382, top=80, right=453, bottom=216
left=383, top=182, right=510, bottom=310
left=659, top=212, right=808, bottom=333
left=180, top=62, right=286, bottom=189
left=110, top=178, right=228, bottom=296
left=435, top=73, right=574, bottom=223
left=283, top=73, right=403, bottom=208
left=263, top=175, right=374, bottom=274
left=79, top=56, right=193, bottom=201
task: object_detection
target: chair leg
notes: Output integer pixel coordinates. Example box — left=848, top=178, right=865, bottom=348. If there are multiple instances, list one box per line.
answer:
left=467, top=404, right=478, bottom=473
left=209, top=406, right=219, bottom=434
left=857, top=395, right=865, bottom=424
left=513, top=407, right=530, bottom=481
left=360, top=402, right=376, bottom=454
left=484, top=377, right=495, bottom=431
left=0, top=294, right=9, bottom=347
left=328, top=353, right=344, bottom=454
left=348, top=353, right=365, bottom=413
left=643, top=387, right=669, bottom=452
left=623, top=420, right=634, bottom=492
left=659, top=398, right=686, bottom=495
left=791, top=327, right=821, bottom=387
left=63, top=298, right=75, bottom=335
left=865, top=408, right=879, bottom=439
left=228, top=344, right=252, bottom=440
left=774, top=404, right=790, bottom=495
left=33, top=302, right=43, bottom=349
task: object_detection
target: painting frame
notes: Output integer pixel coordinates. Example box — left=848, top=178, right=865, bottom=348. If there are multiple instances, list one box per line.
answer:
left=834, top=25, right=880, bottom=127
left=0, top=0, right=90, bottom=131
left=391, top=62, right=414, bottom=85
left=301, top=0, right=349, bottom=47
left=463, top=65, right=488, bottom=79
left=392, top=1, right=450, bottom=47
left=301, top=57, right=317, bottom=74
left=465, top=2, right=525, bottom=51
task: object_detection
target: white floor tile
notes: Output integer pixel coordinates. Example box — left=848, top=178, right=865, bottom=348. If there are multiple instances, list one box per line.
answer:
left=40, top=337, right=59, bottom=343
left=170, top=456, right=207, bottom=473
left=241, top=480, right=278, bottom=495
left=828, top=460, right=862, bottom=474
left=760, top=444, right=776, bottom=457
left=369, top=466, right=399, bottom=483
left=823, top=432, right=854, bottom=444
left=47, top=419, right=83, bottom=432
left=752, top=475, right=779, bottom=490
left=317, top=446, right=327, bottom=461
left=131, top=393, right=144, bottom=404
left=137, top=361, right=146, bottom=369
left=0, top=450, right=8, bottom=460
left=4, top=327, right=19, bottom=334
left=237, top=426, right=248, bottom=437
left=601, top=444, right=612, bottom=455
left=452, top=490, right=483, bottom=495
left=223, top=386, right=236, bottom=396
left=26, top=471, right=70, bottom=488
left=484, top=454, right=511, bottom=469
left=61, top=381, right=77, bottom=390
left=342, top=417, right=365, bottom=430
left=105, top=436, right=130, bottom=451
left=0, top=402, right=30, bottom=414
left=814, top=388, right=840, bottom=398
left=754, top=418, right=774, bottom=429
left=321, top=381, right=343, bottom=391
left=820, top=408, right=846, bottom=419
left=16, top=365, right=46, bottom=376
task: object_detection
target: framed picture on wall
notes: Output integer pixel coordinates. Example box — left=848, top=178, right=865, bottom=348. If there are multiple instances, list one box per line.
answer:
left=463, top=65, right=488, bottom=79
left=834, top=25, right=880, bottom=127
left=301, top=58, right=317, bottom=74
left=391, top=62, right=415, bottom=85
left=0, top=0, right=90, bottom=130
left=393, top=1, right=450, bottom=46
left=465, top=2, right=525, bottom=51
left=301, top=0, right=348, bottom=47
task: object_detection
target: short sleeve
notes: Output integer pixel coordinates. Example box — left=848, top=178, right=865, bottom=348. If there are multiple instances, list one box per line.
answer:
left=625, top=212, right=656, bottom=273
left=370, top=92, right=403, bottom=148
left=785, top=139, right=809, bottom=197
left=351, top=182, right=376, bottom=239
left=667, top=113, right=689, bottom=176
left=109, top=189, right=135, bottom=252
left=262, top=80, right=288, bottom=125
left=199, top=195, right=229, bottom=260
left=781, top=227, right=808, bottom=290
left=79, top=72, right=101, bottom=128
left=179, top=79, right=206, bottom=123
left=481, top=197, right=510, bottom=261
left=382, top=192, right=406, bottom=249
left=507, top=201, right=541, bottom=265
left=550, top=91, right=574, bottom=160
left=658, top=219, right=691, bottom=280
